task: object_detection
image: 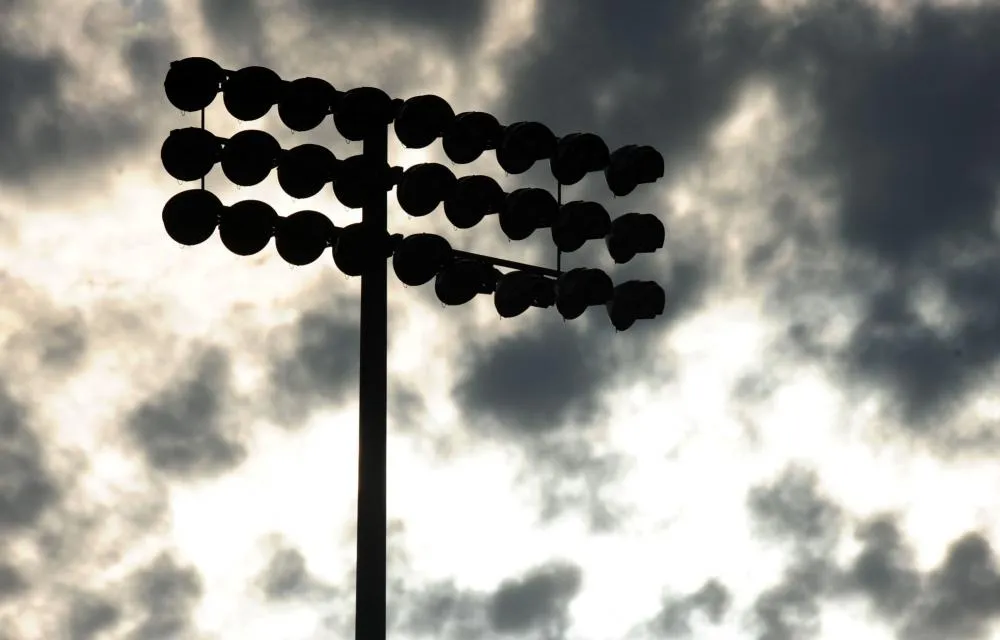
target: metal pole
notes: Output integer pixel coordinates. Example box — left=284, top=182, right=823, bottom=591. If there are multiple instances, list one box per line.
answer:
left=356, top=125, right=388, bottom=639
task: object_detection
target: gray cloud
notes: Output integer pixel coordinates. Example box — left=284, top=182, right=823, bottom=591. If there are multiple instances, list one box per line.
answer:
left=644, top=578, right=731, bottom=638
left=65, top=592, right=121, bottom=640
left=843, top=515, right=922, bottom=619
left=451, top=316, right=613, bottom=437
left=127, top=553, right=204, bottom=640
left=265, top=307, right=360, bottom=427
left=749, top=557, right=831, bottom=640
left=124, top=345, right=247, bottom=477
left=256, top=542, right=340, bottom=602
left=747, top=465, right=844, bottom=553
left=0, top=381, right=60, bottom=533
left=487, top=560, right=582, bottom=638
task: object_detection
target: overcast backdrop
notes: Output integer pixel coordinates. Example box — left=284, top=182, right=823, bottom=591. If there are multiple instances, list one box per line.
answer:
left=3, top=0, right=1000, bottom=638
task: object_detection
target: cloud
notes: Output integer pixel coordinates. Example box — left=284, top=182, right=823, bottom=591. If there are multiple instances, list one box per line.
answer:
left=65, top=592, right=120, bottom=640
left=746, top=465, right=844, bottom=553
left=126, top=553, right=204, bottom=640
left=451, top=315, right=614, bottom=437
left=255, top=541, right=340, bottom=602
left=487, top=560, right=583, bottom=637
left=393, top=560, right=583, bottom=640
left=842, top=515, right=922, bottom=618
left=0, top=381, right=60, bottom=533
left=643, top=579, right=732, bottom=638
left=124, top=345, right=247, bottom=477
left=265, top=307, right=360, bottom=427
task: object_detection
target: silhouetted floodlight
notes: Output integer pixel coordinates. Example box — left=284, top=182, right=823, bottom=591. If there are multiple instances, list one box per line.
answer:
left=333, top=155, right=394, bottom=210
left=499, top=187, right=559, bottom=241
left=219, top=199, right=277, bottom=256
left=392, top=233, right=453, bottom=286
left=278, top=77, right=339, bottom=132
left=550, top=132, right=610, bottom=185
left=220, top=130, right=281, bottom=187
left=496, top=121, right=557, bottom=174
left=434, top=260, right=500, bottom=306
left=605, top=212, right=665, bottom=264
left=604, top=144, right=665, bottom=197
left=396, top=163, right=456, bottom=217
left=443, top=175, right=505, bottom=229
left=334, top=222, right=392, bottom=277
left=494, top=271, right=556, bottom=318
left=161, top=127, right=222, bottom=182
left=442, top=111, right=503, bottom=164
left=607, top=280, right=666, bottom=331
left=162, top=189, right=222, bottom=246
left=223, top=66, right=285, bottom=121
left=334, top=87, right=398, bottom=142
left=275, top=210, right=339, bottom=266
left=277, top=144, right=339, bottom=199
left=165, top=57, right=225, bottom=112
left=555, top=267, right=613, bottom=320
left=393, top=94, right=455, bottom=149
left=551, top=200, right=612, bottom=253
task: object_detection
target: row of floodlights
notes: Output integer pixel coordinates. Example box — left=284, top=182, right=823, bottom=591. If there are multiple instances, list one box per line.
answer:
left=161, top=129, right=665, bottom=263
left=164, top=58, right=664, bottom=195
left=162, top=190, right=664, bottom=330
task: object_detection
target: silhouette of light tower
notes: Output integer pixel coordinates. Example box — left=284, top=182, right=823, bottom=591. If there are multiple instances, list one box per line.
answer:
left=160, top=57, right=667, bottom=639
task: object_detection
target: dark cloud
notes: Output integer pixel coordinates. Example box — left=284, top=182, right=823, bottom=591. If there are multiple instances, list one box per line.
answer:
left=899, top=533, right=1000, bottom=640
left=265, top=308, right=359, bottom=427
left=749, top=558, right=831, bottom=640
left=0, top=565, right=27, bottom=602
left=66, top=592, right=121, bottom=640
left=393, top=560, right=582, bottom=640
left=518, top=436, right=630, bottom=532
left=199, top=0, right=267, bottom=61
left=0, top=381, right=60, bottom=532
left=487, top=561, right=582, bottom=638
left=298, top=0, right=490, bottom=50
left=124, top=346, right=247, bottom=477
left=451, top=315, right=613, bottom=437
left=747, top=465, right=843, bottom=552
left=256, top=543, right=339, bottom=602
left=645, top=579, right=731, bottom=638
left=843, top=515, right=922, bottom=618
left=127, top=553, right=203, bottom=640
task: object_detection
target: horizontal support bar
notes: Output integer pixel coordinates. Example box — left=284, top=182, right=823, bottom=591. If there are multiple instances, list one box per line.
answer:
left=453, top=249, right=561, bottom=278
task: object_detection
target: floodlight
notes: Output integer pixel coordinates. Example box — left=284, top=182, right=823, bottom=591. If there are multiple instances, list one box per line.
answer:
left=161, top=127, right=222, bottom=182
left=333, top=155, right=392, bottom=209
left=396, top=163, right=456, bottom=217
left=442, top=111, right=503, bottom=164
left=496, top=121, right=557, bottom=174
left=434, top=260, right=500, bottom=306
left=278, top=77, right=339, bottom=132
left=220, top=130, right=281, bottom=187
left=164, top=57, right=225, bottom=112
left=605, top=144, right=665, bottom=197
left=499, top=188, right=558, bottom=241
left=493, top=271, right=556, bottom=318
left=333, top=223, right=392, bottom=277
left=394, top=94, right=455, bottom=149
left=223, top=66, right=284, bottom=122
left=275, top=210, right=339, bottom=266
left=162, top=189, right=223, bottom=246
left=443, top=175, right=505, bottom=229
left=219, top=199, right=278, bottom=256
left=555, top=267, right=613, bottom=320
left=550, top=132, right=610, bottom=185
left=550, top=201, right=612, bottom=253
left=605, top=212, right=665, bottom=264
left=334, top=87, right=397, bottom=142
left=277, top=144, right=339, bottom=199
left=606, top=281, right=666, bottom=331
left=391, top=233, right=453, bottom=286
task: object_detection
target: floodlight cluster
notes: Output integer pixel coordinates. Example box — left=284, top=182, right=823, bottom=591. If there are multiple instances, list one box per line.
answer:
left=161, top=57, right=670, bottom=330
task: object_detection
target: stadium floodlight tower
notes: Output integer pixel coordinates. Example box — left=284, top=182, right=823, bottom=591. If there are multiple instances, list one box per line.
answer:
left=161, top=57, right=668, bottom=639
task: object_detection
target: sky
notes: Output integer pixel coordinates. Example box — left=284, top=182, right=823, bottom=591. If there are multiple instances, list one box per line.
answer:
left=3, top=0, right=1000, bottom=638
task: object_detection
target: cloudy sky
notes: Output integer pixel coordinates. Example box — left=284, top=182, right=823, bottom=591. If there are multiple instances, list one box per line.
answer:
left=4, top=0, right=1000, bottom=638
